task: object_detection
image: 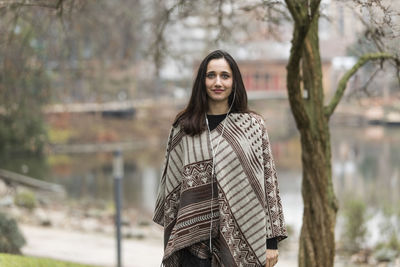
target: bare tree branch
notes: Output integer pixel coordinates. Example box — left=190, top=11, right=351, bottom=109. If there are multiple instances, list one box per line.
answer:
left=324, top=52, right=395, bottom=118
left=240, top=1, right=291, bottom=21
left=215, top=0, right=228, bottom=42
left=149, top=0, right=188, bottom=76
left=346, top=67, right=381, bottom=100
left=239, top=0, right=291, bottom=40
left=0, top=0, right=64, bottom=9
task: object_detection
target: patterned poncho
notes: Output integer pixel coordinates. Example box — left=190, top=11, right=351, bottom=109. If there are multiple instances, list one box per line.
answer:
left=153, top=112, right=287, bottom=267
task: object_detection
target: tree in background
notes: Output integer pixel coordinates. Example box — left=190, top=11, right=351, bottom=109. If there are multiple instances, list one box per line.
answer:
left=0, top=0, right=144, bottom=154
left=265, top=1, right=398, bottom=266
left=260, top=1, right=399, bottom=266
left=345, top=0, right=400, bottom=101
left=0, top=3, right=60, bottom=154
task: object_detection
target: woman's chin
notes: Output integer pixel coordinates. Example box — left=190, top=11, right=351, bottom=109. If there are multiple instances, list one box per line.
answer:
left=208, top=95, right=229, bottom=103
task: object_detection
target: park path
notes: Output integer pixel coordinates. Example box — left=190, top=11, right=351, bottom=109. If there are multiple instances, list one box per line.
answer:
left=20, top=224, right=298, bottom=267
left=20, top=224, right=163, bottom=267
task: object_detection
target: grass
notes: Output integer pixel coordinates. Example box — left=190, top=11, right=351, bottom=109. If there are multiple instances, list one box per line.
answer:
left=0, top=253, right=98, bottom=267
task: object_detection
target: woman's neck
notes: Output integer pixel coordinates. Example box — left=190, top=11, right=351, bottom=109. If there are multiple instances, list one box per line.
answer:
left=207, top=101, right=229, bottom=115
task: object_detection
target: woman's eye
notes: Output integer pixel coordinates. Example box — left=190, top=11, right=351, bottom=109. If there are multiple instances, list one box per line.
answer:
left=206, top=73, right=215, bottom=78
left=222, top=74, right=230, bottom=79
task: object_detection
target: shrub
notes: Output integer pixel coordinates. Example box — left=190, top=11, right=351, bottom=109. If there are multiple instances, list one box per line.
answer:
left=374, top=206, right=400, bottom=261
left=0, top=212, right=26, bottom=254
left=340, top=197, right=369, bottom=253
left=14, top=190, right=37, bottom=211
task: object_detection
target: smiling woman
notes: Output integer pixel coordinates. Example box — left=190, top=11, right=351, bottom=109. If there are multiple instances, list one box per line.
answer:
left=153, top=50, right=288, bottom=267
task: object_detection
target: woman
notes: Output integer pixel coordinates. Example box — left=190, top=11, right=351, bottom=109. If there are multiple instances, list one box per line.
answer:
left=153, top=50, right=287, bottom=267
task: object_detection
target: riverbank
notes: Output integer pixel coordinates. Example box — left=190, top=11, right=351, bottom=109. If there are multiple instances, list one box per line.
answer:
left=44, top=98, right=400, bottom=155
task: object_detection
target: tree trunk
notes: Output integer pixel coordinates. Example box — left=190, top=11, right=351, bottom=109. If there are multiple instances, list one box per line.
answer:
left=298, top=9, right=338, bottom=267
left=298, top=127, right=337, bottom=267
left=283, top=1, right=396, bottom=266
left=298, top=11, right=338, bottom=267
left=285, top=2, right=338, bottom=266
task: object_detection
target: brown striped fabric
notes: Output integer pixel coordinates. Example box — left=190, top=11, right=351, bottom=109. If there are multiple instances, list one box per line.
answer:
left=153, top=112, right=287, bottom=267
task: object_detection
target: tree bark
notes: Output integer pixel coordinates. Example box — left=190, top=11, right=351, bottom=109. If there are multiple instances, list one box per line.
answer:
left=285, top=1, right=338, bottom=267
left=298, top=10, right=338, bottom=267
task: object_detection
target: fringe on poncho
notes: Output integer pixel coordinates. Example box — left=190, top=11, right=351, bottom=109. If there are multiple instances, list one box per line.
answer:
left=153, top=112, right=287, bottom=267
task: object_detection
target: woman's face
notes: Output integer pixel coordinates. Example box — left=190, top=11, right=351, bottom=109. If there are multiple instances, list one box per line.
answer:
left=205, top=58, right=233, bottom=108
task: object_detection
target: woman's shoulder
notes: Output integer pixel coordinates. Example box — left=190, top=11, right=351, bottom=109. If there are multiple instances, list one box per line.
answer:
left=170, top=122, right=183, bottom=136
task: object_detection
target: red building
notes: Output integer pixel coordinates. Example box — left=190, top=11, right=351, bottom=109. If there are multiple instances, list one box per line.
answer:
left=238, top=59, right=333, bottom=99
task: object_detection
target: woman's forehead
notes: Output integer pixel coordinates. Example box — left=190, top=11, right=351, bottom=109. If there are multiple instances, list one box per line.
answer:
left=207, top=58, right=232, bottom=72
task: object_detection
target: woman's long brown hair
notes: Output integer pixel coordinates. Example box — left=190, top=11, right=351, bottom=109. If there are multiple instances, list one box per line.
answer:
left=174, top=50, right=249, bottom=136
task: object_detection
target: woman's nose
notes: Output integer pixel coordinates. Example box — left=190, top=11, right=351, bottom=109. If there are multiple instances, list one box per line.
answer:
left=215, top=75, right=222, bottom=86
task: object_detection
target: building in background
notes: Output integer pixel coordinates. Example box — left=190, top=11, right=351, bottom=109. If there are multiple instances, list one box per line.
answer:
left=238, top=59, right=333, bottom=99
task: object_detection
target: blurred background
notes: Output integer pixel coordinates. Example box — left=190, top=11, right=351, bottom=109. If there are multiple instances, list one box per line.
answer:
left=0, top=0, right=399, bottom=266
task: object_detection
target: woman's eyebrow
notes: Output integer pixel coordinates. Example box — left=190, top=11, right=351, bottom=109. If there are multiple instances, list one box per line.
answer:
left=206, top=70, right=231, bottom=74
